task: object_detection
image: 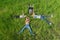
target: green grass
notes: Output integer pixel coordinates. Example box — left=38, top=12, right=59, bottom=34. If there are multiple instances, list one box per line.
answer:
left=0, top=0, right=60, bottom=40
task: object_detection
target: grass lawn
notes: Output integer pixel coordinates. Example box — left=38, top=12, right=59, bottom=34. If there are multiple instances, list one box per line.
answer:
left=0, top=0, right=60, bottom=40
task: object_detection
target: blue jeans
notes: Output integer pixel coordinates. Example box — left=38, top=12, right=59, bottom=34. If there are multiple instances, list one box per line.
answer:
left=19, top=24, right=34, bottom=35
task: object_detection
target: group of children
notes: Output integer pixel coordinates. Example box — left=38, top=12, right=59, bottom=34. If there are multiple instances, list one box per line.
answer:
left=15, top=4, right=53, bottom=35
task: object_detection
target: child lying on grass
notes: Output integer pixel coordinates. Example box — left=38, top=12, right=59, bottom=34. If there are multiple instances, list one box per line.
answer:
left=18, top=17, right=34, bottom=35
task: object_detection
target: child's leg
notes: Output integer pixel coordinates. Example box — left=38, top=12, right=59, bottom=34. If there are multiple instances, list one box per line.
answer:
left=18, top=26, right=26, bottom=34
left=27, top=26, right=34, bottom=35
